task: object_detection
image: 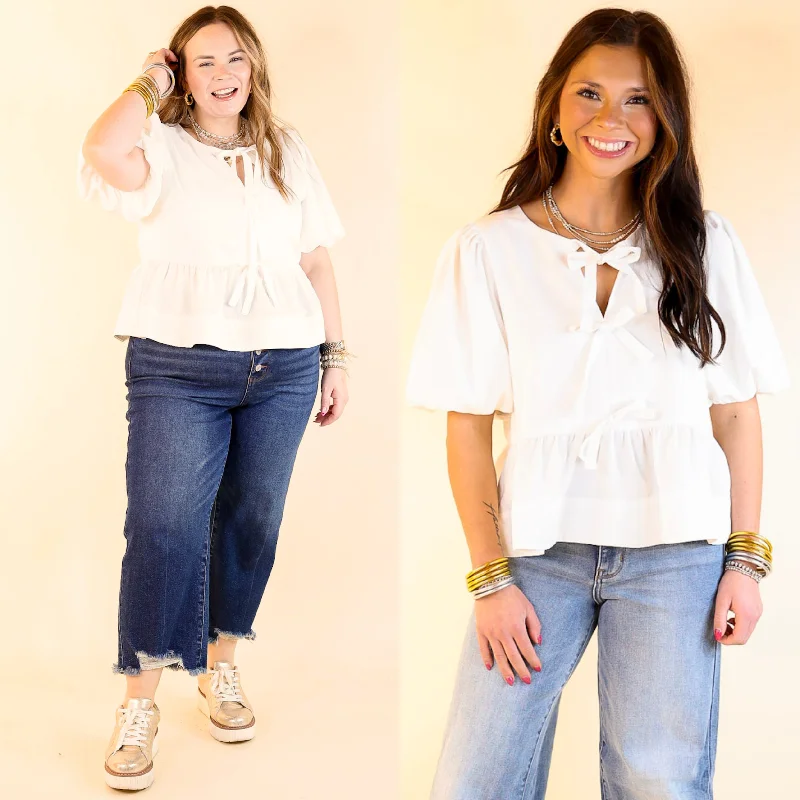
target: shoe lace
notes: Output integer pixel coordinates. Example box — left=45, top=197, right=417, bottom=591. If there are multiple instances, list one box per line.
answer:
left=211, top=665, right=243, bottom=703
left=115, top=707, right=154, bottom=751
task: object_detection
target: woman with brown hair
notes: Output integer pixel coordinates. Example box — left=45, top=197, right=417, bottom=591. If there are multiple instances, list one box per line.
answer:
left=408, top=7, right=787, bottom=799
left=79, top=5, right=350, bottom=791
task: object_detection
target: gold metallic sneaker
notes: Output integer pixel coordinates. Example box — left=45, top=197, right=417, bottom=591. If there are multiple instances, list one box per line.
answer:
left=104, top=698, right=160, bottom=791
left=197, top=661, right=256, bottom=742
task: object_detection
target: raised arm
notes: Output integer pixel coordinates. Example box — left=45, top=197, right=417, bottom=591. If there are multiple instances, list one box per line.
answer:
left=82, top=49, right=177, bottom=192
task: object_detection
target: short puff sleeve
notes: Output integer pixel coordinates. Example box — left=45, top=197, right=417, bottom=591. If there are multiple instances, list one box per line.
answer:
left=77, top=113, right=168, bottom=222
left=703, top=211, right=790, bottom=404
left=283, top=128, right=345, bottom=253
left=406, top=225, right=514, bottom=414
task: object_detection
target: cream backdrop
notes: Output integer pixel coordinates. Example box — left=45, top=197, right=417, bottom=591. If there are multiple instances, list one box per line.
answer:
left=0, top=1, right=398, bottom=798
left=401, top=1, right=799, bottom=799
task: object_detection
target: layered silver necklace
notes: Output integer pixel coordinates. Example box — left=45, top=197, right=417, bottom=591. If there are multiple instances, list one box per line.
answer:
left=188, top=112, right=249, bottom=150
left=543, top=185, right=641, bottom=251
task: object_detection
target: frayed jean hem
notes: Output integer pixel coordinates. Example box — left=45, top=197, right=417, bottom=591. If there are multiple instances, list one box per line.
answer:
left=112, top=650, right=208, bottom=677
left=208, top=628, right=257, bottom=645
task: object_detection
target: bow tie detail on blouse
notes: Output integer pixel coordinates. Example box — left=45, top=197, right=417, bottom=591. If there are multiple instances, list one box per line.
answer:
left=565, top=240, right=652, bottom=362
left=567, top=241, right=646, bottom=331
left=577, top=400, right=658, bottom=469
left=563, top=240, right=656, bottom=467
left=215, top=148, right=278, bottom=315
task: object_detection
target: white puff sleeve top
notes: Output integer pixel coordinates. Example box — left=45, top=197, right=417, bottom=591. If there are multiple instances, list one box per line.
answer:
left=78, top=114, right=344, bottom=351
left=407, top=208, right=789, bottom=557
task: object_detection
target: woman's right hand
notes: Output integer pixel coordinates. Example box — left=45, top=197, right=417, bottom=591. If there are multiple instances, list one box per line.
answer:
left=476, top=584, right=542, bottom=685
left=141, top=49, right=179, bottom=95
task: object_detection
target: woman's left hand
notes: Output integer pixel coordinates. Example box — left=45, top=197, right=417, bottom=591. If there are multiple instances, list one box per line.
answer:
left=713, top=569, right=763, bottom=645
left=314, top=368, right=349, bottom=426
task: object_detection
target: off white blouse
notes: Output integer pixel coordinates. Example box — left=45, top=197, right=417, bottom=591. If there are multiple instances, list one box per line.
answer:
left=407, top=207, right=789, bottom=557
left=77, top=113, right=344, bottom=351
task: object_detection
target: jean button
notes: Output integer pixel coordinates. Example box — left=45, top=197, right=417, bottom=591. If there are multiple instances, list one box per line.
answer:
left=255, top=350, right=262, bottom=355
left=255, top=365, right=262, bottom=372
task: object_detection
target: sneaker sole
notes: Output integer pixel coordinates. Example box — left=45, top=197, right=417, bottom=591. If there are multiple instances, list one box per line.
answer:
left=104, top=732, right=159, bottom=791
left=196, top=692, right=256, bottom=742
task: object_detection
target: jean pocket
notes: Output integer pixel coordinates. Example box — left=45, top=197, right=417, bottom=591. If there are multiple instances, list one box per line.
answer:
left=126, top=337, right=191, bottom=383
left=268, top=346, right=321, bottom=381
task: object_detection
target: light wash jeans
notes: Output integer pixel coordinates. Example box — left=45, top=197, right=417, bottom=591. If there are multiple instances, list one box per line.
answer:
left=431, top=541, right=724, bottom=800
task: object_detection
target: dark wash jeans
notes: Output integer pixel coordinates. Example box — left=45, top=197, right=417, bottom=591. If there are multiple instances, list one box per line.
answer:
left=115, top=337, right=320, bottom=676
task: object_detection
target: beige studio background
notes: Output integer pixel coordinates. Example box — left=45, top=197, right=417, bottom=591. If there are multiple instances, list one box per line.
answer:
left=2, top=0, right=799, bottom=798
left=0, top=0, right=399, bottom=798
left=401, top=1, right=800, bottom=799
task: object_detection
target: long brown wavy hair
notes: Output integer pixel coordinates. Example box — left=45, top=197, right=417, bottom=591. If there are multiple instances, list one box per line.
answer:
left=158, top=5, right=290, bottom=199
left=495, top=8, right=724, bottom=364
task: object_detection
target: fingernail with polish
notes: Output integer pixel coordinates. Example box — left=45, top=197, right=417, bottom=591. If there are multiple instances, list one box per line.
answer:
left=714, top=629, right=723, bottom=642
left=534, top=665, right=542, bottom=672
left=485, top=663, right=492, bottom=671
left=537, top=634, right=543, bottom=645
left=506, top=677, right=514, bottom=686
left=522, top=676, right=531, bottom=685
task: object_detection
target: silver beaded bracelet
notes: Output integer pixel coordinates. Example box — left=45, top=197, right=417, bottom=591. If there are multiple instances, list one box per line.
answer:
left=472, top=575, right=516, bottom=599
left=724, top=560, right=763, bottom=584
left=725, top=551, right=771, bottom=577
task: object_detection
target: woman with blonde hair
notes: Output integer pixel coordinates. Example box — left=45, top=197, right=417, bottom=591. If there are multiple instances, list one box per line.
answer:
left=80, top=5, right=349, bottom=790
left=408, top=7, right=788, bottom=798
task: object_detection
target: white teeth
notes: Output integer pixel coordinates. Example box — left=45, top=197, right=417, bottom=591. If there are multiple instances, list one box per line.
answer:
left=588, top=137, right=628, bottom=152
left=213, top=88, right=236, bottom=97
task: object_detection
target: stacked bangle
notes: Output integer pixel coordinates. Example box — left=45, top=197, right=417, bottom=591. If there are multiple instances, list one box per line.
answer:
left=725, top=561, right=763, bottom=584
left=320, top=340, right=352, bottom=371
left=143, top=62, right=176, bottom=98
left=466, top=557, right=515, bottom=599
left=724, top=531, right=772, bottom=582
left=124, top=73, right=161, bottom=118
left=123, top=63, right=175, bottom=119
left=473, top=575, right=515, bottom=599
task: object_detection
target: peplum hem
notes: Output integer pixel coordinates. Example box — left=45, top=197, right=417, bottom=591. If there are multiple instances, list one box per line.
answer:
left=498, top=421, right=733, bottom=557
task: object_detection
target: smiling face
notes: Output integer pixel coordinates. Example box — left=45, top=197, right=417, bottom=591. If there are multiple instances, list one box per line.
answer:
left=182, top=22, right=252, bottom=120
left=556, top=44, right=657, bottom=179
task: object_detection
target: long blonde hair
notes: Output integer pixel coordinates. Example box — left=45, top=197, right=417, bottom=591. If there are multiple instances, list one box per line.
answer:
left=158, top=5, right=290, bottom=199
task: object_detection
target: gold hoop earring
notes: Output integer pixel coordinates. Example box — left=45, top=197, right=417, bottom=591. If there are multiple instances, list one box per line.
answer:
left=550, top=123, right=564, bottom=146
left=184, top=91, right=194, bottom=107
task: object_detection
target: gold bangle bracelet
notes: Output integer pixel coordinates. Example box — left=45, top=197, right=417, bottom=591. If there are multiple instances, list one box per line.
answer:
left=125, top=84, right=152, bottom=115
left=726, top=539, right=772, bottom=553
left=125, top=83, right=154, bottom=117
left=467, top=564, right=511, bottom=581
left=138, top=71, right=160, bottom=97
left=467, top=564, right=511, bottom=583
left=726, top=536, right=772, bottom=549
left=467, top=564, right=512, bottom=580
left=125, top=75, right=160, bottom=117
left=466, top=557, right=509, bottom=579
left=725, top=535, right=772, bottom=553
left=466, top=558, right=511, bottom=591
left=138, top=74, right=161, bottom=111
left=727, top=531, right=772, bottom=549
left=725, top=543, right=773, bottom=562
